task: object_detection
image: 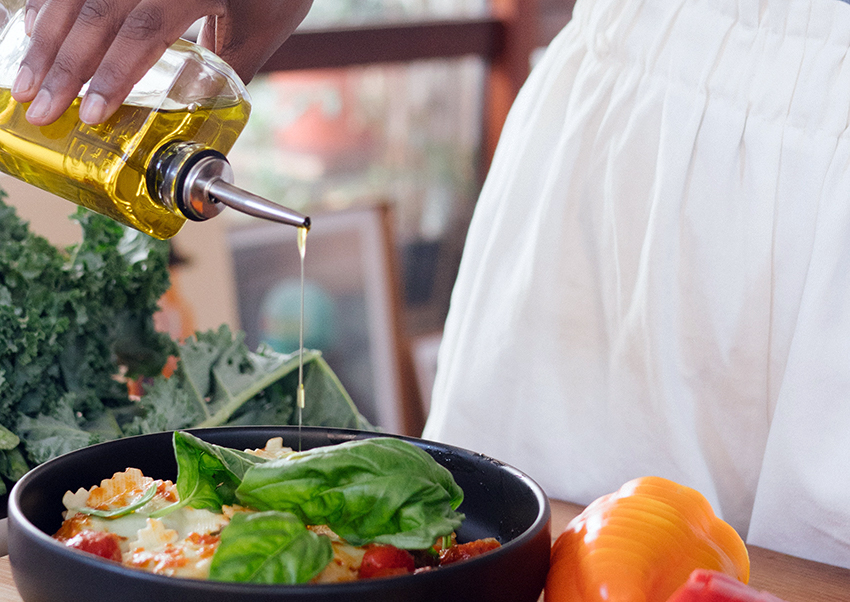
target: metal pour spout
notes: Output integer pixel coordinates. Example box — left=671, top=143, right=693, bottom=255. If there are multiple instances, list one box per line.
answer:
left=153, top=141, right=310, bottom=230
left=206, top=180, right=310, bottom=229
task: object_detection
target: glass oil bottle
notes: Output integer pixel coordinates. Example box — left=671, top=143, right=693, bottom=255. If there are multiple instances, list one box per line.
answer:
left=0, top=0, right=308, bottom=238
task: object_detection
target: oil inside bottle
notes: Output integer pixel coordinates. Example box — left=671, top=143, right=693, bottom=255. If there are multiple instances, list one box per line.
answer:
left=296, top=225, right=308, bottom=451
left=0, top=88, right=248, bottom=239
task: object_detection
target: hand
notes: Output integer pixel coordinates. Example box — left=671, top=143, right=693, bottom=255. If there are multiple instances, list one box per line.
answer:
left=11, top=0, right=313, bottom=126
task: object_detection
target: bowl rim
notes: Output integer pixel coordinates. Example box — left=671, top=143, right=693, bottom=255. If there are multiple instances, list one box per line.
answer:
left=8, top=425, right=551, bottom=593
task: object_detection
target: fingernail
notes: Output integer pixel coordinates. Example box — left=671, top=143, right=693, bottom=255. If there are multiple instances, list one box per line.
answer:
left=79, top=93, right=107, bottom=124
left=24, top=8, right=36, bottom=36
left=12, top=65, right=33, bottom=96
left=26, top=88, right=52, bottom=122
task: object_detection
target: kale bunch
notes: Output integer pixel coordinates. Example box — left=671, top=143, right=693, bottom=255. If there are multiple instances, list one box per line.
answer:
left=0, top=194, right=174, bottom=485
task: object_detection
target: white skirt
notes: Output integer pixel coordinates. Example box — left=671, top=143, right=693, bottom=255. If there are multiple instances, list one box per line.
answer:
left=423, top=0, right=850, bottom=568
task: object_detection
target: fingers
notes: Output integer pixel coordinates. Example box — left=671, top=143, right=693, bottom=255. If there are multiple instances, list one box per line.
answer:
left=77, top=3, right=203, bottom=124
left=23, top=0, right=48, bottom=35
left=12, top=0, right=86, bottom=105
left=14, top=0, right=125, bottom=125
left=11, top=0, right=310, bottom=127
left=13, top=0, right=219, bottom=126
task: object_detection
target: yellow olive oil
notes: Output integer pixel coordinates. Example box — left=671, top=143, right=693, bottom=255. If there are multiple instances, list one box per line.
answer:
left=296, top=225, right=308, bottom=451
left=0, top=88, right=249, bottom=239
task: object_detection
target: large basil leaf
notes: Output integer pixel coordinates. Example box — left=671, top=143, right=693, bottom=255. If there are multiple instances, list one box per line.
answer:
left=209, top=511, right=333, bottom=584
left=235, top=437, right=465, bottom=549
left=152, top=431, right=268, bottom=517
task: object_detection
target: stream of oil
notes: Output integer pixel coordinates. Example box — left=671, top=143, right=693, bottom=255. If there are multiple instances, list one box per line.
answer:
left=296, top=226, right=308, bottom=452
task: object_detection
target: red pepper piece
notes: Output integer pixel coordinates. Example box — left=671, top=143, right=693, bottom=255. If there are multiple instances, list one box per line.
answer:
left=439, top=538, right=501, bottom=565
left=666, top=570, right=787, bottom=602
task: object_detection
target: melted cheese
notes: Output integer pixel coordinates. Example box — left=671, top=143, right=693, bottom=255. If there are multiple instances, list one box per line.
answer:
left=125, top=521, right=219, bottom=579
left=309, top=525, right=367, bottom=583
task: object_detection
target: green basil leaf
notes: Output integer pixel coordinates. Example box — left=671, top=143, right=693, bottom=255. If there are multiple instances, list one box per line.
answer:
left=152, top=431, right=268, bottom=517
left=76, top=482, right=157, bottom=518
left=236, top=437, right=465, bottom=549
left=209, top=511, right=332, bottom=584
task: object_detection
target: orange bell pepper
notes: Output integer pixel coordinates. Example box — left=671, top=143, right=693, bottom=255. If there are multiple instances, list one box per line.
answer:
left=545, top=476, right=750, bottom=602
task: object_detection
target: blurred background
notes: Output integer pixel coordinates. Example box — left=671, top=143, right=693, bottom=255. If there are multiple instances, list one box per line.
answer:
left=3, top=0, right=574, bottom=436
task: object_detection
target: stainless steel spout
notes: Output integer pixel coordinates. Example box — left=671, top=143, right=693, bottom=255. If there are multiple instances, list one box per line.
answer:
left=206, top=179, right=311, bottom=229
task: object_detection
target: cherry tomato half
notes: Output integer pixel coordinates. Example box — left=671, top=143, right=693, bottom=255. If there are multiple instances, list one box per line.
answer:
left=359, top=545, right=415, bottom=579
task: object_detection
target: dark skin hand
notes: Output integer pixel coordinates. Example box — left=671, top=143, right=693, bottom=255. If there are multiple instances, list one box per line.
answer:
left=11, top=0, right=314, bottom=126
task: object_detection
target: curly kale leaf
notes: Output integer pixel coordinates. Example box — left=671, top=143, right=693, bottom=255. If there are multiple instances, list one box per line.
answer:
left=16, top=393, right=101, bottom=465
left=0, top=200, right=73, bottom=425
left=64, top=208, right=176, bottom=391
left=126, top=325, right=372, bottom=435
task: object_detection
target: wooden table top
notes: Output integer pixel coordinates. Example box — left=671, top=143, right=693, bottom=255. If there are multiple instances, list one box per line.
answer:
left=0, top=499, right=848, bottom=601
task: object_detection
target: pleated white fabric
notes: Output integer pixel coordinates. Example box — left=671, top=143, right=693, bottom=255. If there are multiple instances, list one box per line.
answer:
left=423, top=0, right=850, bottom=567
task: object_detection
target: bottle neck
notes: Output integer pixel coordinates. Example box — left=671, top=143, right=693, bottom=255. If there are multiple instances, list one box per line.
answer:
left=147, top=141, right=230, bottom=222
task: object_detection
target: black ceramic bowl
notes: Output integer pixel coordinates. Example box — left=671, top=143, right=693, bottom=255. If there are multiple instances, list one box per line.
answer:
left=8, top=426, right=551, bottom=602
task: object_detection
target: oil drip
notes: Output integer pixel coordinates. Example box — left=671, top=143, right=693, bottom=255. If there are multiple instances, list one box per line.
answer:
left=296, top=225, right=308, bottom=451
